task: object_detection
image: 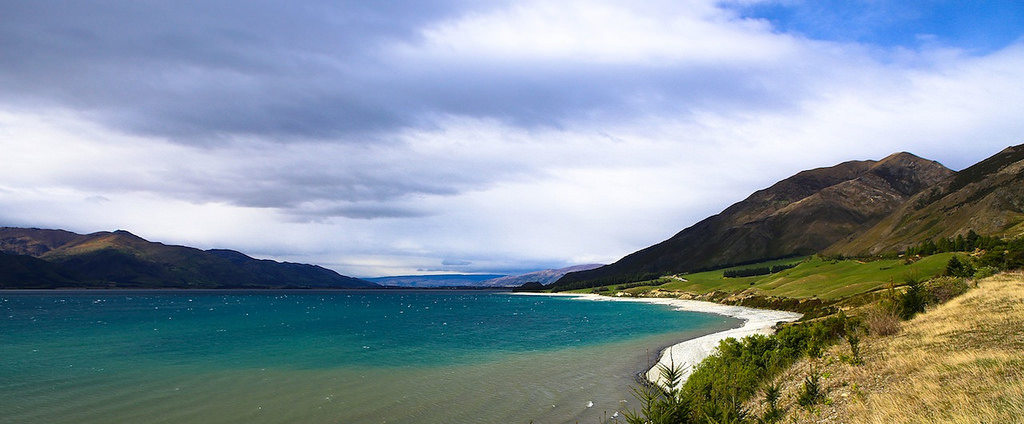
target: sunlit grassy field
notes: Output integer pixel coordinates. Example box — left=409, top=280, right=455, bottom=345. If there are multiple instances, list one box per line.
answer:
left=653, top=253, right=954, bottom=299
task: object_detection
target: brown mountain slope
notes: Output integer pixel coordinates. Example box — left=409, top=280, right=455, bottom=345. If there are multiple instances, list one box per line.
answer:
left=0, top=227, right=90, bottom=257
left=554, top=152, right=953, bottom=289
left=829, top=144, right=1024, bottom=255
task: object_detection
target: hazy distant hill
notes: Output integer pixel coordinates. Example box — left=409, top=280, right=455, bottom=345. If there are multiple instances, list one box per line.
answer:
left=555, top=151, right=954, bottom=289
left=829, top=144, right=1024, bottom=255
left=0, top=227, right=378, bottom=289
left=366, top=265, right=605, bottom=288
left=479, top=264, right=603, bottom=287
left=366, top=274, right=507, bottom=288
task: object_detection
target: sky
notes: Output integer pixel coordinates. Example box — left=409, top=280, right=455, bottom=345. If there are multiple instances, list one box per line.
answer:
left=2, top=0, right=1023, bottom=278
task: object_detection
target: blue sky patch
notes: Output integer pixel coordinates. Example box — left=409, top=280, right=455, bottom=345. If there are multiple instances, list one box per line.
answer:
left=727, top=0, right=1024, bottom=53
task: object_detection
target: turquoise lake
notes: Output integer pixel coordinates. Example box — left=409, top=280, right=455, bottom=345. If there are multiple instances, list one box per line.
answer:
left=0, top=290, right=740, bottom=423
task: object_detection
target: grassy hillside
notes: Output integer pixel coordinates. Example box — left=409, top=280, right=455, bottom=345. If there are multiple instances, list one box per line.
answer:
left=737, top=254, right=951, bottom=299
left=752, top=272, right=1024, bottom=423
left=590, top=254, right=953, bottom=301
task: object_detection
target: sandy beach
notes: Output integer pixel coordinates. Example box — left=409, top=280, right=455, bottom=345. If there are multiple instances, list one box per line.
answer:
left=525, top=293, right=803, bottom=388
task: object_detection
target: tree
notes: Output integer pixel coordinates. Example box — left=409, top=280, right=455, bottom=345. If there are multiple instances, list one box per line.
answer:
left=945, top=256, right=975, bottom=278
left=899, top=279, right=926, bottom=319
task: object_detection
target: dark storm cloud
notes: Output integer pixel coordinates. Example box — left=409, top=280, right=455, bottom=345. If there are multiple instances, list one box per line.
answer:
left=0, top=0, right=803, bottom=144
left=0, top=0, right=494, bottom=140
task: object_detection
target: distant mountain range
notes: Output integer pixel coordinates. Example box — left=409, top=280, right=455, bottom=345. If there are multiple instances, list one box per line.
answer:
left=365, top=264, right=604, bottom=288
left=0, top=228, right=377, bottom=289
left=554, top=144, right=1024, bottom=290
left=366, top=274, right=508, bottom=288
left=479, top=264, right=603, bottom=287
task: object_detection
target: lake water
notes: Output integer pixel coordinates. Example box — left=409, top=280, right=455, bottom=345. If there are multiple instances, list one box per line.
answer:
left=0, top=290, right=740, bottom=423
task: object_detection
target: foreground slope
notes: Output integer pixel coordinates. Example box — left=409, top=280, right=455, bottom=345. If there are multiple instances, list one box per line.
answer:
left=830, top=144, right=1024, bottom=255
left=760, top=272, right=1024, bottom=423
left=556, top=152, right=952, bottom=288
left=0, top=227, right=377, bottom=289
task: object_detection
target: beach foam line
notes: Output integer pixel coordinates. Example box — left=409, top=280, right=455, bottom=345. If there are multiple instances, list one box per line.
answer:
left=514, top=292, right=802, bottom=388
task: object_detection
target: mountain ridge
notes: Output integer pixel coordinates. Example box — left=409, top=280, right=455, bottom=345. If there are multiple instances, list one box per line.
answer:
left=479, top=264, right=604, bottom=287
left=828, top=144, right=1024, bottom=255
left=0, top=227, right=378, bottom=289
left=554, top=151, right=956, bottom=289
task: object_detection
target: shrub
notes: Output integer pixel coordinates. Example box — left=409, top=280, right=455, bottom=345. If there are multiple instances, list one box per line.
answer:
left=845, top=332, right=863, bottom=365
left=926, top=277, right=970, bottom=304
left=760, top=383, right=783, bottom=423
left=899, top=279, right=927, bottom=319
left=864, top=303, right=901, bottom=336
left=974, top=266, right=999, bottom=280
left=623, top=364, right=689, bottom=424
left=797, top=370, right=825, bottom=408
left=627, top=315, right=854, bottom=423
left=945, top=256, right=976, bottom=278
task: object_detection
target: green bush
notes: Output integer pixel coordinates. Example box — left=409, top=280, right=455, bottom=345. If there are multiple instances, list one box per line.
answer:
left=899, top=279, right=926, bottom=320
left=623, top=364, right=689, bottom=424
left=760, top=383, right=783, bottom=423
left=974, top=266, right=999, bottom=279
left=945, top=256, right=975, bottom=278
left=845, top=332, right=863, bottom=365
left=797, top=370, right=825, bottom=408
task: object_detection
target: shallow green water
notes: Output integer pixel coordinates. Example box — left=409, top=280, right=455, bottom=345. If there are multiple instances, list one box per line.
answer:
left=0, top=290, right=739, bottom=423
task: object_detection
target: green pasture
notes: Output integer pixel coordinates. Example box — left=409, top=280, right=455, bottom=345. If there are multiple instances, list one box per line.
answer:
left=643, top=253, right=955, bottom=299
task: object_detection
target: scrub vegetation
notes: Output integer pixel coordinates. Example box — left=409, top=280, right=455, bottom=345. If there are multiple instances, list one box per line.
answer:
left=608, top=238, right=1024, bottom=423
left=748, top=272, right=1024, bottom=424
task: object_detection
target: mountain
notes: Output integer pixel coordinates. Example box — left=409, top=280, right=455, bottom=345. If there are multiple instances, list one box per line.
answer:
left=0, top=252, right=81, bottom=287
left=554, top=152, right=954, bottom=289
left=365, top=265, right=605, bottom=288
left=366, top=274, right=507, bottom=288
left=829, top=144, right=1024, bottom=255
left=0, top=227, right=378, bottom=289
left=479, top=264, right=604, bottom=287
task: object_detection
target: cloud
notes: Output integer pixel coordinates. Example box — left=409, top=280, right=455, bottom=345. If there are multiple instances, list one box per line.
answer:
left=1, top=0, right=1023, bottom=277
left=0, top=0, right=809, bottom=143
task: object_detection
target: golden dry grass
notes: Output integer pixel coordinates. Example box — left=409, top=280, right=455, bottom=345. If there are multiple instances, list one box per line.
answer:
left=747, top=272, right=1024, bottom=424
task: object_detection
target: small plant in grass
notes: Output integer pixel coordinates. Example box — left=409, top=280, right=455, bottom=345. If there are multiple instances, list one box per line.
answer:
left=842, top=319, right=864, bottom=365
left=759, top=383, right=783, bottom=423
left=841, top=332, right=863, bottom=365
left=622, top=363, right=688, bottom=424
left=797, top=370, right=825, bottom=408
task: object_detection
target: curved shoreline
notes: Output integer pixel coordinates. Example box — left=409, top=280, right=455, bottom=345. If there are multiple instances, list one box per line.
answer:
left=515, top=293, right=803, bottom=388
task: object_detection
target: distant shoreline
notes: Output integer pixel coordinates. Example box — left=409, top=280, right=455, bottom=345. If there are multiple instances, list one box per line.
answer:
left=516, top=292, right=803, bottom=387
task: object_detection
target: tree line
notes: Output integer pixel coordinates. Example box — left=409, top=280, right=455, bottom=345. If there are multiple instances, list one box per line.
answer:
left=722, top=263, right=797, bottom=278
left=905, top=230, right=1024, bottom=271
